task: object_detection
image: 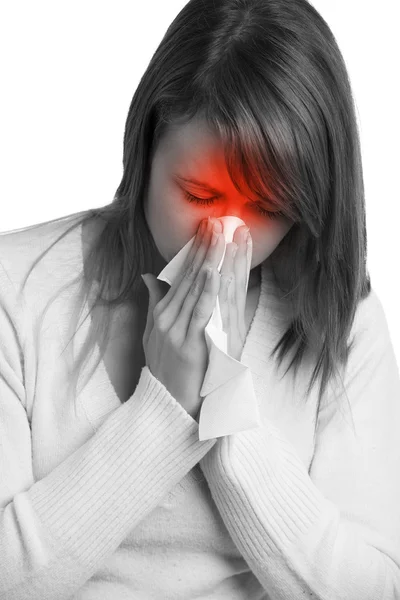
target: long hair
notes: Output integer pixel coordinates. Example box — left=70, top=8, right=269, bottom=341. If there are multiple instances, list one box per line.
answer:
left=16, top=0, right=370, bottom=422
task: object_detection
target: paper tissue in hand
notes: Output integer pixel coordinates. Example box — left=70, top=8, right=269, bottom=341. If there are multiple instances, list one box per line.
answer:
left=157, top=216, right=261, bottom=441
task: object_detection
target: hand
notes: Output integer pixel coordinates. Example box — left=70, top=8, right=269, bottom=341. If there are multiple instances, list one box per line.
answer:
left=218, top=225, right=252, bottom=361
left=141, top=217, right=226, bottom=421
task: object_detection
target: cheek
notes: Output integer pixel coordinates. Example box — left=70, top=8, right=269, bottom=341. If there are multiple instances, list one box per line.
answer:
left=256, top=219, right=293, bottom=260
left=162, top=218, right=198, bottom=262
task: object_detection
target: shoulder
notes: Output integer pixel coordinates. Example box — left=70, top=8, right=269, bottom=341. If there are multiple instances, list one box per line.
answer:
left=81, top=215, right=106, bottom=269
left=338, top=285, right=398, bottom=409
left=0, top=213, right=83, bottom=297
left=349, top=286, right=392, bottom=355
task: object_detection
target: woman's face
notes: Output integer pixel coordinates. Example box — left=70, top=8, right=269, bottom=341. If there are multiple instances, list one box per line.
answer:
left=144, top=116, right=293, bottom=281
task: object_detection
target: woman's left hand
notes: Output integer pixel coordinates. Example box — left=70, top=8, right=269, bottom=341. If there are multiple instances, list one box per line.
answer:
left=218, top=224, right=252, bottom=361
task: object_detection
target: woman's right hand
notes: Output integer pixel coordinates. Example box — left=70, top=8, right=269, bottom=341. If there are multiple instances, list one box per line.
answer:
left=141, top=216, right=228, bottom=420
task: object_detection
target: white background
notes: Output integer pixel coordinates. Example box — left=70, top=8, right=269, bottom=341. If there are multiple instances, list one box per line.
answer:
left=1, top=1, right=399, bottom=363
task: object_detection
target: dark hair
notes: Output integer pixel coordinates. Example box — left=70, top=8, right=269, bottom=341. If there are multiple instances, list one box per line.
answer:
left=17, top=0, right=370, bottom=423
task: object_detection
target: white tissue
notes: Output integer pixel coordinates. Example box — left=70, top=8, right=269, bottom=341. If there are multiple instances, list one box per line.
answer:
left=157, top=216, right=261, bottom=441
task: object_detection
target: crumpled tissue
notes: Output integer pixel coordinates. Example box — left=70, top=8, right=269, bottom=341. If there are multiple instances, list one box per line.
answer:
left=157, top=216, right=261, bottom=441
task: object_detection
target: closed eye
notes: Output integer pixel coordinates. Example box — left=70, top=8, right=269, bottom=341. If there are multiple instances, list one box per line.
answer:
left=183, top=190, right=283, bottom=220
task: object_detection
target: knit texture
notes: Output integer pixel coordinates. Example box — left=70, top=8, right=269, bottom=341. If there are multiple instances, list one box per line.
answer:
left=0, top=216, right=399, bottom=599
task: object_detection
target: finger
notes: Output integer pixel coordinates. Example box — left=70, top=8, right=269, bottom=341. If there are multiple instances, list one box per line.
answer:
left=219, top=242, right=237, bottom=332
left=175, top=224, right=224, bottom=338
left=227, top=269, right=238, bottom=340
left=160, top=218, right=224, bottom=332
left=219, top=242, right=238, bottom=279
left=233, top=229, right=249, bottom=320
left=186, top=265, right=220, bottom=341
left=155, top=217, right=211, bottom=319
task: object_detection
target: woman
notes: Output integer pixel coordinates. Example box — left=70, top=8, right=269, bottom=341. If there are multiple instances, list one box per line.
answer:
left=0, top=0, right=399, bottom=598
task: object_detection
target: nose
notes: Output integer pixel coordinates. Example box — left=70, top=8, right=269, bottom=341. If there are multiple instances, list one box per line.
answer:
left=217, top=215, right=248, bottom=243
left=214, top=200, right=248, bottom=232
left=220, top=200, right=244, bottom=220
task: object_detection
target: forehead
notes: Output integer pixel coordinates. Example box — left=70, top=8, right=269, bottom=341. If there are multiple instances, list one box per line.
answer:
left=159, top=117, right=250, bottom=192
left=160, top=117, right=224, bottom=168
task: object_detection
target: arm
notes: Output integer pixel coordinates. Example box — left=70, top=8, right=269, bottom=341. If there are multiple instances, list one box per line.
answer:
left=0, top=262, right=216, bottom=600
left=199, top=289, right=400, bottom=599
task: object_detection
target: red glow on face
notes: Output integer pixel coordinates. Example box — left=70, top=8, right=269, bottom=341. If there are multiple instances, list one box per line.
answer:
left=173, top=161, right=282, bottom=225
left=145, top=118, right=294, bottom=272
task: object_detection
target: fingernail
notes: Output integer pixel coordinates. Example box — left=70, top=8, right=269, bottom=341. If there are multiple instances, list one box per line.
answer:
left=231, top=243, right=238, bottom=258
left=211, top=230, right=219, bottom=246
left=213, top=219, right=222, bottom=233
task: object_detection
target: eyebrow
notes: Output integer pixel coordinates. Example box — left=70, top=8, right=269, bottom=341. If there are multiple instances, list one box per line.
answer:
left=174, top=175, right=223, bottom=196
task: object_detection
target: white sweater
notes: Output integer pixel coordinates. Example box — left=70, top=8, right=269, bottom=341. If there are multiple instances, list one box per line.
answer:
left=0, top=216, right=399, bottom=600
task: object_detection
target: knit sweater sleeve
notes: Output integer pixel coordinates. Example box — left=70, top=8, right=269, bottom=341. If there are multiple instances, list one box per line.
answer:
left=0, top=261, right=217, bottom=600
left=199, top=289, right=400, bottom=599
